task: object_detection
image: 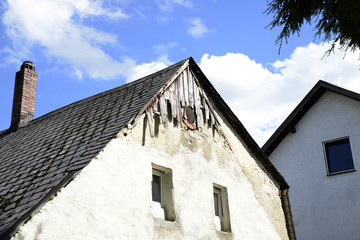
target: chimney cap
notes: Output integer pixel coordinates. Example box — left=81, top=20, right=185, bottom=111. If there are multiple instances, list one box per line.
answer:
left=21, top=61, right=35, bottom=71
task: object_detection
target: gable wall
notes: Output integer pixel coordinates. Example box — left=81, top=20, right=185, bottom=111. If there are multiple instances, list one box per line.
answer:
left=269, top=91, right=360, bottom=239
left=124, top=96, right=289, bottom=239
left=12, top=93, right=288, bottom=240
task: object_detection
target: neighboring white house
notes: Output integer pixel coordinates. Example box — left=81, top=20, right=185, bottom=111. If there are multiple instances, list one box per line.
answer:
left=0, top=58, right=294, bottom=240
left=263, top=80, right=360, bottom=240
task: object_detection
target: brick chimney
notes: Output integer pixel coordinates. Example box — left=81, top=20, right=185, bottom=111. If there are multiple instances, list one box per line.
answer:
left=10, top=61, right=38, bottom=129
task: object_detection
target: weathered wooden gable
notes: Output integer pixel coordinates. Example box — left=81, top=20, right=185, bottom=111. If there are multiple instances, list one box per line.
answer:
left=124, top=60, right=223, bottom=139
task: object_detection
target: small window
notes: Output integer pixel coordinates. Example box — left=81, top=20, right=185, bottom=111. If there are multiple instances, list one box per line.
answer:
left=213, top=184, right=231, bottom=232
left=151, top=165, right=175, bottom=221
left=324, top=138, right=355, bottom=175
left=152, top=170, right=163, bottom=203
left=213, top=187, right=222, bottom=217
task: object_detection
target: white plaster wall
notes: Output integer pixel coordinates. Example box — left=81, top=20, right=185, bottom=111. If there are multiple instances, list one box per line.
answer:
left=269, top=91, right=360, bottom=240
left=12, top=101, right=288, bottom=240
left=12, top=138, right=283, bottom=240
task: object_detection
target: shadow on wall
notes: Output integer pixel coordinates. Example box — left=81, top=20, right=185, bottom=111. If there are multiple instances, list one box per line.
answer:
left=16, top=223, right=43, bottom=240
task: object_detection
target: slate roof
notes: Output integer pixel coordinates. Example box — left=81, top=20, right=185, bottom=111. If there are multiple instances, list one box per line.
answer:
left=262, top=80, right=360, bottom=156
left=0, top=58, right=187, bottom=239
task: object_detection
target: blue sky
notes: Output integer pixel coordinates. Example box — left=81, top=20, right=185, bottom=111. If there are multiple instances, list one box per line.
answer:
left=1, top=0, right=360, bottom=145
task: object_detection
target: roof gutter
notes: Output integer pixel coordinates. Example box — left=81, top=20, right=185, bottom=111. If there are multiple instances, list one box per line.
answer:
left=281, top=189, right=297, bottom=240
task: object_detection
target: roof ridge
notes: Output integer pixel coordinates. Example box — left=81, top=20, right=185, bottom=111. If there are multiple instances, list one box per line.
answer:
left=10, top=58, right=189, bottom=131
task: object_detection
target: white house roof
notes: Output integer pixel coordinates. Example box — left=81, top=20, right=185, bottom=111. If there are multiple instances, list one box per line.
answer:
left=262, top=80, right=360, bottom=156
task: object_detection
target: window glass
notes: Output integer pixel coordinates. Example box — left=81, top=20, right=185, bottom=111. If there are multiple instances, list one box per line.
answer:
left=325, top=138, right=354, bottom=174
left=151, top=166, right=175, bottom=221
left=152, top=174, right=161, bottom=203
left=213, top=191, right=220, bottom=217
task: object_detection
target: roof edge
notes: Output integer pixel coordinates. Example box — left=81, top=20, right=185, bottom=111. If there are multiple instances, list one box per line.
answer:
left=262, top=80, right=360, bottom=156
left=188, top=58, right=289, bottom=190
left=126, top=58, right=191, bottom=127
left=0, top=171, right=78, bottom=240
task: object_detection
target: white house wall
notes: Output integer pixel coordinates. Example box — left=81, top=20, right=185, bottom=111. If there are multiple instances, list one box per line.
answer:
left=12, top=112, right=288, bottom=239
left=12, top=74, right=289, bottom=239
left=269, top=91, right=360, bottom=240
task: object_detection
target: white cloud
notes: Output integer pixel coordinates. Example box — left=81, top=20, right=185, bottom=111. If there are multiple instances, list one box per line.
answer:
left=187, top=17, right=208, bottom=38
left=199, top=43, right=360, bottom=145
left=153, top=42, right=179, bottom=54
left=2, top=0, right=131, bottom=80
left=73, top=68, right=84, bottom=81
left=70, top=0, right=129, bottom=20
left=156, top=0, right=192, bottom=11
left=126, top=55, right=172, bottom=83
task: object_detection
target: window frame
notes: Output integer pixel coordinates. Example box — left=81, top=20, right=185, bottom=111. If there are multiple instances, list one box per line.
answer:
left=323, top=137, right=356, bottom=176
left=152, top=168, right=164, bottom=206
left=151, top=164, right=175, bottom=221
left=212, top=183, right=231, bottom=232
left=213, top=187, right=223, bottom=219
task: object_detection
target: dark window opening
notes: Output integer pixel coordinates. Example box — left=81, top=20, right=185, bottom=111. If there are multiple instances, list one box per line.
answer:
left=186, top=106, right=196, bottom=124
left=213, top=188, right=222, bottom=217
left=182, top=106, right=197, bottom=129
left=152, top=174, right=161, bottom=203
left=325, top=138, right=355, bottom=174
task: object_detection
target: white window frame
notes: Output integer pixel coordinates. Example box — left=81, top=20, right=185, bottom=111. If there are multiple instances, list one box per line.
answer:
left=151, top=164, right=175, bottom=221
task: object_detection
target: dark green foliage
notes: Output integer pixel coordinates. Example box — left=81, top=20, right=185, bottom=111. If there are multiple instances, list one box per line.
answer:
left=266, top=0, right=360, bottom=55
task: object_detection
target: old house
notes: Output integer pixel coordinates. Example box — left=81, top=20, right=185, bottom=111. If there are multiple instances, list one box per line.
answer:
left=263, top=80, right=360, bottom=240
left=1, top=58, right=294, bottom=239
